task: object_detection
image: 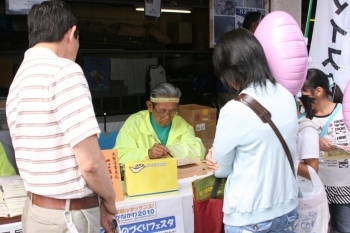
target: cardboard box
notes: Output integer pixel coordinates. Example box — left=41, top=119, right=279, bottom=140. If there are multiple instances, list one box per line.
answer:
left=167, top=22, right=192, bottom=43
left=177, top=163, right=207, bottom=179
left=203, top=140, right=214, bottom=153
left=102, top=149, right=124, bottom=202
left=0, top=99, right=5, bottom=108
left=179, top=104, right=217, bottom=142
left=124, top=158, right=178, bottom=199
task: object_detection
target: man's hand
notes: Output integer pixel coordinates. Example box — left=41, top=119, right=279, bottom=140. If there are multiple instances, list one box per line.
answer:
left=148, top=143, right=169, bottom=159
left=206, top=148, right=218, bottom=171
left=100, top=200, right=117, bottom=233
left=319, top=138, right=336, bottom=151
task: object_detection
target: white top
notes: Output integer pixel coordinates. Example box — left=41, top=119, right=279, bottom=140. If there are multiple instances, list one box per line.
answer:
left=213, top=81, right=298, bottom=226
left=6, top=47, right=100, bottom=199
left=296, top=118, right=320, bottom=193
left=297, top=125, right=319, bottom=161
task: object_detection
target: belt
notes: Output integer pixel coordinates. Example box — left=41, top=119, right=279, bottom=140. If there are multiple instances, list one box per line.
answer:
left=28, top=192, right=99, bottom=210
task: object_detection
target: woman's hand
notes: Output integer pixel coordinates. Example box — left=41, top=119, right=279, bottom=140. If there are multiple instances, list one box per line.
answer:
left=206, top=148, right=218, bottom=171
left=319, top=138, right=336, bottom=151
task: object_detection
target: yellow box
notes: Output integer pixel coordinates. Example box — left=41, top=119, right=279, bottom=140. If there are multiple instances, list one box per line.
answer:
left=124, top=158, right=178, bottom=199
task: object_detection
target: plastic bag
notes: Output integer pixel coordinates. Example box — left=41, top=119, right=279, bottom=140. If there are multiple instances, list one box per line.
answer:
left=296, top=165, right=330, bottom=233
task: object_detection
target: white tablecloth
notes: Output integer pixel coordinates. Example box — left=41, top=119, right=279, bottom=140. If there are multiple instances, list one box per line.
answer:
left=96, top=114, right=130, bottom=132
left=0, top=175, right=211, bottom=233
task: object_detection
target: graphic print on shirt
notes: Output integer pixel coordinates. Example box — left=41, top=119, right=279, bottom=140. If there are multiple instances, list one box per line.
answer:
left=318, top=122, right=349, bottom=168
left=338, top=159, right=349, bottom=168
left=334, top=119, right=348, bottom=145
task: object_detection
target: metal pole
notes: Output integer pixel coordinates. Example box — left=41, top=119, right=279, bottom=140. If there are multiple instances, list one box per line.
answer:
left=304, top=0, right=314, bottom=38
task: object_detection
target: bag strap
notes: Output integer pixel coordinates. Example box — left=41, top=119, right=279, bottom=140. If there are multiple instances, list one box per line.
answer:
left=210, top=177, right=223, bottom=199
left=319, top=103, right=341, bottom=138
left=234, top=93, right=295, bottom=177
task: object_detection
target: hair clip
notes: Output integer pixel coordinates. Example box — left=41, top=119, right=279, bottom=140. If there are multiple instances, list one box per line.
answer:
left=328, top=77, right=335, bottom=92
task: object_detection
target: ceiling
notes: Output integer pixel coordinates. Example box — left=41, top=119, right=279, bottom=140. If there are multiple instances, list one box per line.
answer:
left=66, top=0, right=209, bottom=8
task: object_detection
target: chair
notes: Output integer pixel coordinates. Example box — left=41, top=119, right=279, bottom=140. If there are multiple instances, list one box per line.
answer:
left=98, top=131, right=119, bottom=150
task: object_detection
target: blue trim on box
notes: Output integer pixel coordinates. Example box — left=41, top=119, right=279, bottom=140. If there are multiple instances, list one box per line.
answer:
left=126, top=189, right=179, bottom=198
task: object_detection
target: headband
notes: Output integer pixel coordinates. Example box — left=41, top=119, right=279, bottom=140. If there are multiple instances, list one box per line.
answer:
left=150, top=97, right=180, bottom=103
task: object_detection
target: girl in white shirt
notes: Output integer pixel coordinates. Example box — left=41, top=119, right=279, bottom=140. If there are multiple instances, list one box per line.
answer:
left=297, top=94, right=319, bottom=179
left=302, top=68, right=349, bottom=233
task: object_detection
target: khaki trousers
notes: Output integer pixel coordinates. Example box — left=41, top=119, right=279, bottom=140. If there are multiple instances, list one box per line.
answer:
left=22, top=196, right=100, bottom=233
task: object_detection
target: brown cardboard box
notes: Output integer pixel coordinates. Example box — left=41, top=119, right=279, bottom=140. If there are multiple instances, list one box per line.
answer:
left=203, top=140, right=214, bottom=153
left=177, top=163, right=207, bottom=179
left=102, top=149, right=124, bottom=202
left=167, top=22, right=192, bottom=43
left=179, top=104, right=217, bottom=142
left=0, top=100, right=5, bottom=108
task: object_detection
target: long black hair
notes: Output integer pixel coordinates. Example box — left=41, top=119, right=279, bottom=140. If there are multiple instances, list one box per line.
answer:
left=212, top=28, right=275, bottom=93
left=302, top=68, right=343, bottom=104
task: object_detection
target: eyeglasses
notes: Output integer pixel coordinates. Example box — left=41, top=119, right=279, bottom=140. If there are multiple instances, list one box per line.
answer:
left=153, top=106, right=178, bottom=117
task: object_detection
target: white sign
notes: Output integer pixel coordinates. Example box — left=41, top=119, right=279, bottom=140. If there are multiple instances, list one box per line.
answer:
left=116, top=197, right=184, bottom=233
left=9, top=0, right=46, bottom=10
left=195, top=123, right=205, bottom=132
left=308, top=0, right=350, bottom=92
left=0, top=221, right=22, bottom=233
left=144, top=0, right=161, bottom=19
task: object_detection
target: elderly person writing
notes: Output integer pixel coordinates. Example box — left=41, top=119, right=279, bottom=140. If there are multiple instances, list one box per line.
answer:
left=115, top=82, right=205, bottom=163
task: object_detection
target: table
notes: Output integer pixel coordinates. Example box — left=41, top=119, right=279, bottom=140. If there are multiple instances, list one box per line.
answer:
left=0, top=216, right=22, bottom=233
left=114, top=175, right=207, bottom=233
left=0, top=175, right=210, bottom=233
left=96, top=114, right=129, bottom=132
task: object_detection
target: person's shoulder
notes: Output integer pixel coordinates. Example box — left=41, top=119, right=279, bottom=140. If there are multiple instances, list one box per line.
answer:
left=174, top=115, right=191, bottom=126
left=221, top=96, right=252, bottom=114
left=59, top=59, right=83, bottom=72
left=125, top=110, right=148, bottom=124
left=298, top=118, right=318, bottom=132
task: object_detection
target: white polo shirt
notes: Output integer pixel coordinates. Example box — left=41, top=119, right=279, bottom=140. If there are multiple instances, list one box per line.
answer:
left=6, top=47, right=101, bottom=199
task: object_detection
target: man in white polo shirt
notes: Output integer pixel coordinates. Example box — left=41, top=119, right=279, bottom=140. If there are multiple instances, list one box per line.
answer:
left=6, top=1, right=117, bottom=232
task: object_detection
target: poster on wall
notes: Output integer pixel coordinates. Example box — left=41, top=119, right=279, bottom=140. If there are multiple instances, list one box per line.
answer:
left=5, top=0, right=46, bottom=15
left=209, top=0, right=268, bottom=48
left=83, top=57, right=110, bottom=92
left=144, top=0, right=162, bottom=20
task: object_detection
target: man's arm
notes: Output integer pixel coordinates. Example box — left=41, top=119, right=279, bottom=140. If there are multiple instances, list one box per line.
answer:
left=165, top=117, right=206, bottom=160
left=73, top=135, right=116, bottom=214
left=166, top=126, right=206, bottom=160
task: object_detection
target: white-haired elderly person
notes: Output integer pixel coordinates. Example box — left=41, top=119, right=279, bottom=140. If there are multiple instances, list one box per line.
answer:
left=114, top=82, right=205, bottom=163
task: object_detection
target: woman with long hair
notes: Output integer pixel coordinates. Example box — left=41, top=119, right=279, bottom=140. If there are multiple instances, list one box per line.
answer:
left=207, top=28, right=299, bottom=232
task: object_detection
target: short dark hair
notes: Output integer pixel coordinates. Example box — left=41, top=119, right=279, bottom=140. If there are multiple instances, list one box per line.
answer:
left=212, top=28, right=275, bottom=92
left=242, top=11, right=262, bottom=31
left=27, top=0, right=79, bottom=48
left=302, top=68, right=343, bottom=104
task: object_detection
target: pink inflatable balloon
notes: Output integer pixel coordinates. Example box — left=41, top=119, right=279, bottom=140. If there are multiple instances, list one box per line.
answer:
left=254, top=11, right=308, bottom=95
left=342, top=80, right=350, bottom=130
